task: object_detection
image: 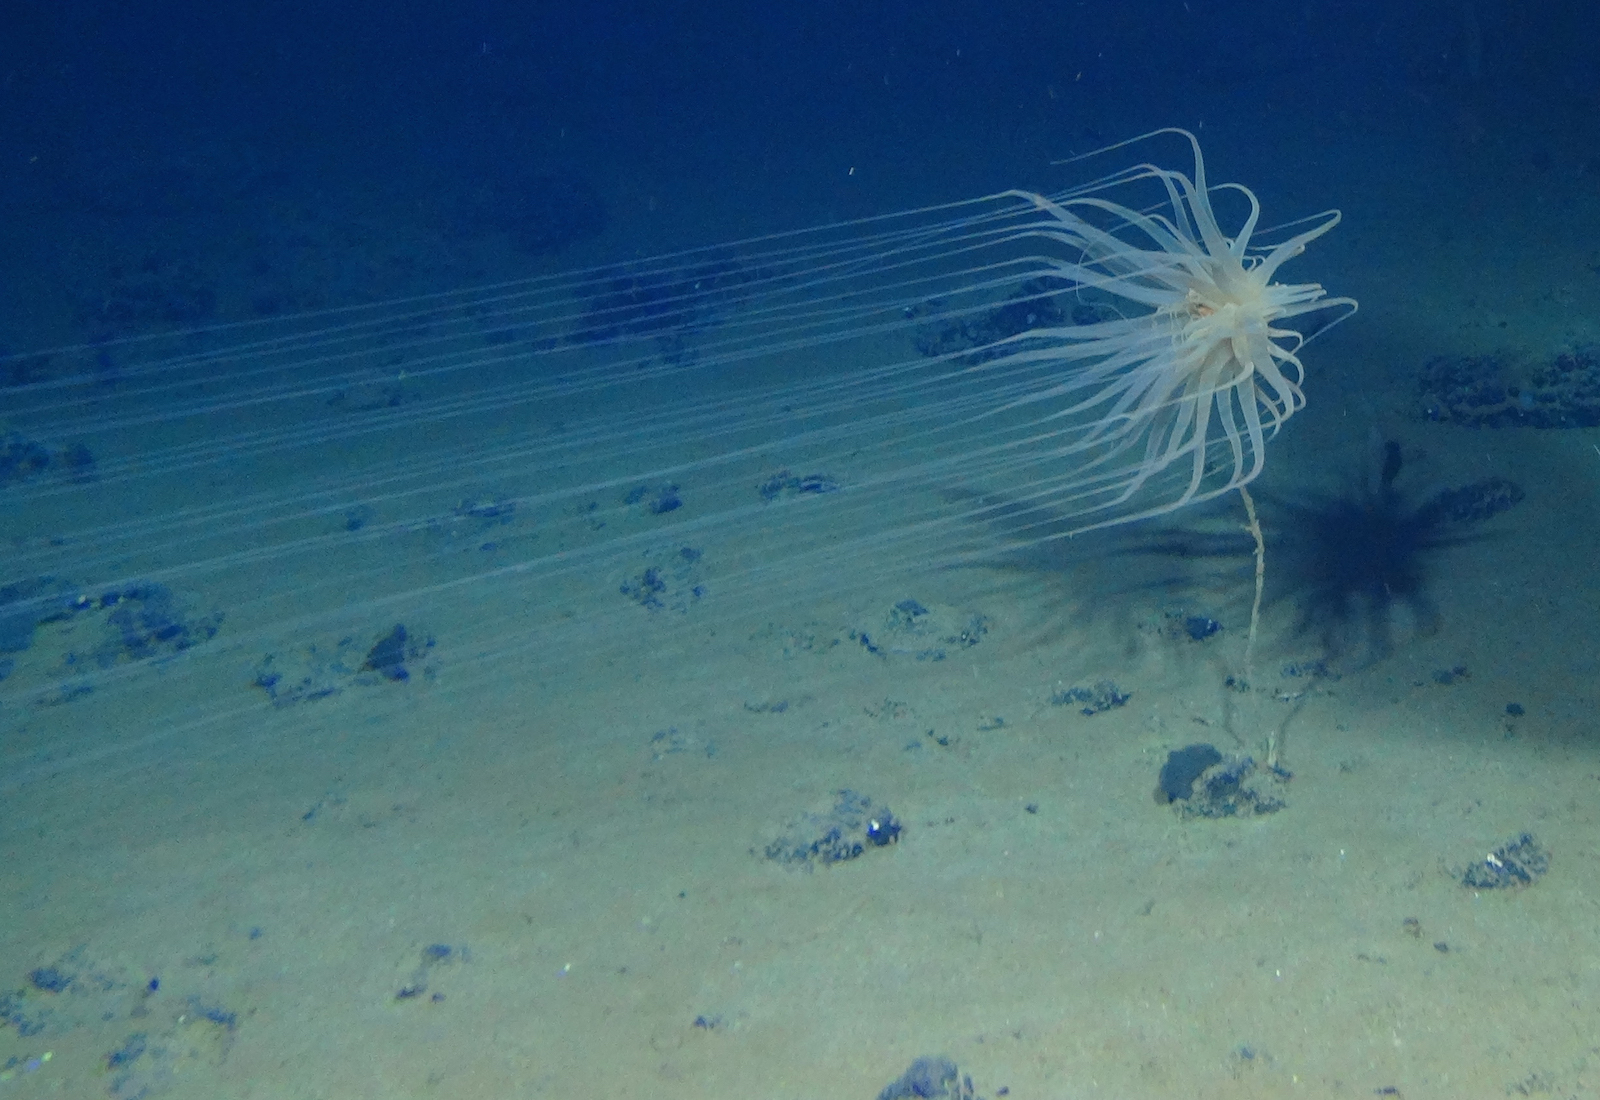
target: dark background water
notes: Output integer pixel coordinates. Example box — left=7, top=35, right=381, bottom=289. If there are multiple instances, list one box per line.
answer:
left=10, top=0, right=1595, bottom=142
left=3, top=0, right=1597, bottom=348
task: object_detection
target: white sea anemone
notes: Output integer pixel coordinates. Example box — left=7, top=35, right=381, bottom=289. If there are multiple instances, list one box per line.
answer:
left=939, top=128, right=1356, bottom=536
left=0, top=128, right=1354, bottom=780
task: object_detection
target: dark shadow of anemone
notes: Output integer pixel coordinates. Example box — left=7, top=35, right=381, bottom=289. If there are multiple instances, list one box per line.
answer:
left=1257, top=441, right=1471, bottom=666
left=947, top=440, right=1524, bottom=670
left=936, top=484, right=1248, bottom=653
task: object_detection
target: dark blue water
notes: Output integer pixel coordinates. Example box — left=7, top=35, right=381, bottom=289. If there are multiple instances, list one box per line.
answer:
left=6, top=0, right=1596, bottom=354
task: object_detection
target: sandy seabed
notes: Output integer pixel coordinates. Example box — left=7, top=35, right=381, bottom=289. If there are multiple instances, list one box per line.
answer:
left=4, top=111, right=1600, bottom=1100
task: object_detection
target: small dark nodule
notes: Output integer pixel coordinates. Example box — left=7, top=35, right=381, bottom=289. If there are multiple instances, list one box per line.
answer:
left=363, top=624, right=410, bottom=681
